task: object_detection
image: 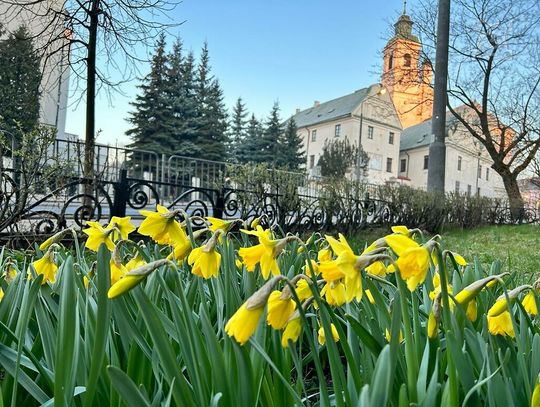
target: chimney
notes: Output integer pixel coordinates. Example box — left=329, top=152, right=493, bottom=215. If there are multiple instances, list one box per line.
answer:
left=295, top=108, right=301, bottom=114
left=314, top=100, right=320, bottom=107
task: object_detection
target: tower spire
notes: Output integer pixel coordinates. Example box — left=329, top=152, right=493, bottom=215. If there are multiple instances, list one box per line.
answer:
left=403, top=0, right=407, bottom=14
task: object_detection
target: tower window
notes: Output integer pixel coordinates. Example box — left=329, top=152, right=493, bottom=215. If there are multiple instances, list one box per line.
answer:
left=388, top=54, right=394, bottom=69
left=404, top=53, right=412, bottom=67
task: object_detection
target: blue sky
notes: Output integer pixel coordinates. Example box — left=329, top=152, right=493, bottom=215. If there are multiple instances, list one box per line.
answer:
left=65, top=0, right=406, bottom=146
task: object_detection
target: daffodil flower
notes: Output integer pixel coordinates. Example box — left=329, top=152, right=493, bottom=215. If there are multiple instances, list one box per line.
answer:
left=29, top=248, right=58, bottom=285
left=107, top=216, right=136, bottom=240
left=238, top=226, right=294, bottom=279
left=83, top=221, right=115, bottom=252
left=318, top=323, right=339, bottom=345
left=281, top=312, right=302, bottom=348
left=138, top=205, right=185, bottom=245
left=523, top=291, right=538, bottom=315
left=108, top=259, right=170, bottom=299
left=187, top=231, right=222, bottom=279
left=487, top=311, right=515, bottom=337
left=266, top=290, right=296, bottom=329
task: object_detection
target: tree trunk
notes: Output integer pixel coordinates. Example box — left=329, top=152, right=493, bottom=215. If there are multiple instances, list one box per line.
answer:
left=501, top=174, right=524, bottom=222
left=83, top=1, right=99, bottom=210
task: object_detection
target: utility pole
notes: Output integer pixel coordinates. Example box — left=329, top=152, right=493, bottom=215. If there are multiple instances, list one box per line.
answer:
left=427, top=0, right=451, bottom=192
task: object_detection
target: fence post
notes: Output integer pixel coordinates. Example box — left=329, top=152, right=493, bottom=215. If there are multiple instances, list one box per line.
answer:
left=214, top=189, right=224, bottom=219
left=112, top=169, right=129, bottom=217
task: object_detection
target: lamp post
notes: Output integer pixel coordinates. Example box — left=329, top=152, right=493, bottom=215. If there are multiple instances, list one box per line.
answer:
left=427, top=0, right=451, bottom=192
left=356, top=86, right=386, bottom=183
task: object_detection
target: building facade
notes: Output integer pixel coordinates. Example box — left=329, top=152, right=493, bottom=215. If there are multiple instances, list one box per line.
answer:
left=398, top=116, right=506, bottom=197
left=292, top=84, right=402, bottom=185
left=0, top=1, right=70, bottom=139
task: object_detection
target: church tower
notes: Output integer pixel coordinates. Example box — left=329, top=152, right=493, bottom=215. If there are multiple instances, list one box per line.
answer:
left=381, top=4, right=433, bottom=128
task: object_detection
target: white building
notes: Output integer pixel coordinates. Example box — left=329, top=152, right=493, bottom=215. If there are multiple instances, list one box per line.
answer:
left=398, top=113, right=506, bottom=197
left=292, top=83, right=402, bottom=185
left=0, top=1, right=70, bottom=139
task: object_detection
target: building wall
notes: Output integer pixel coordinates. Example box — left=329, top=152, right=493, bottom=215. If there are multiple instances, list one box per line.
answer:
left=301, top=93, right=402, bottom=185
left=0, top=1, right=70, bottom=139
left=399, top=141, right=506, bottom=198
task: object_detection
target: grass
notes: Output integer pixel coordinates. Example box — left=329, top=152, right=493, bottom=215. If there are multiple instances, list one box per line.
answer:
left=349, top=224, right=540, bottom=283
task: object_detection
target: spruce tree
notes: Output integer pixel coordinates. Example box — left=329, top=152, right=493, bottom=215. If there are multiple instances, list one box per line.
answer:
left=243, top=114, right=264, bottom=163
left=260, top=102, right=283, bottom=166
left=228, top=97, right=248, bottom=163
left=126, top=33, right=172, bottom=155
left=194, top=42, right=228, bottom=161
left=0, top=25, right=41, bottom=137
left=280, top=118, right=305, bottom=171
left=166, top=40, right=199, bottom=156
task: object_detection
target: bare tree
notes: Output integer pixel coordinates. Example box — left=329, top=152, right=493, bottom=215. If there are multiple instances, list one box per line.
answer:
left=2, top=0, right=182, bottom=181
left=413, top=0, right=540, bottom=219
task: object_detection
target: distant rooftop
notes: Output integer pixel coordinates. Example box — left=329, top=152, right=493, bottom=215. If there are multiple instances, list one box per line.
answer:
left=291, top=87, right=370, bottom=128
left=400, top=112, right=459, bottom=151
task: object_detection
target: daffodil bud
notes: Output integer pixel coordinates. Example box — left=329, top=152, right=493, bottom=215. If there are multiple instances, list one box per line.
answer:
left=488, top=285, right=532, bottom=318
left=245, top=276, right=286, bottom=310
left=39, top=228, right=72, bottom=251
left=453, top=274, right=506, bottom=305
left=107, top=259, right=171, bottom=299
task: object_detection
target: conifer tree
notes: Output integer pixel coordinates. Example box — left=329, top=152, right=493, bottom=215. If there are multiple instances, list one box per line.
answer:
left=228, top=97, right=248, bottom=163
left=260, top=102, right=283, bottom=165
left=280, top=118, right=305, bottom=171
left=0, top=25, right=41, bottom=137
left=126, top=33, right=172, bottom=155
left=243, top=114, right=264, bottom=163
left=194, top=42, right=228, bottom=161
left=166, top=40, right=199, bottom=156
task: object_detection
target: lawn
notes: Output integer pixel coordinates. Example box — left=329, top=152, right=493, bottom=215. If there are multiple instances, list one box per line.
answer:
left=350, top=224, right=540, bottom=283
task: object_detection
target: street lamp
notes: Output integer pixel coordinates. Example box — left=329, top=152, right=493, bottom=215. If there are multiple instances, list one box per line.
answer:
left=356, top=85, right=387, bottom=183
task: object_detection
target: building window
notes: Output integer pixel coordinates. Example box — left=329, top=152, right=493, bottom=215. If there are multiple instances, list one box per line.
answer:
left=367, top=126, right=374, bottom=139
left=477, top=187, right=481, bottom=196
left=389, top=132, right=394, bottom=145
left=457, top=156, right=462, bottom=171
left=388, top=53, right=394, bottom=69
left=369, top=154, right=382, bottom=171
left=404, top=53, right=412, bottom=67
left=400, top=158, right=407, bottom=173
left=477, top=164, right=482, bottom=179
left=309, top=155, right=315, bottom=169
left=455, top=181, right=460, bottom=193
left=423, top=155, right=429, bottom=170
left=486, top=167, right=489, bottom=181
left=467, top=184, right=472, bottom=196
left=386, top=158, right=393, bottom=173
left=311, top=129, right=317, bottom=142
left=335, top=124, right=341, bottom=137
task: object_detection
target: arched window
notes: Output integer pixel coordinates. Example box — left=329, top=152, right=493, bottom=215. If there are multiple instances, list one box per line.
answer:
left=403, top=53, right=411, bottom=67
left=388, top=53, right=394, bottom=69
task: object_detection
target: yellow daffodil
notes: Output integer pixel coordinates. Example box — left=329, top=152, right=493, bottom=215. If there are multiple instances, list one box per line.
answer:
left=83, top=221, right=115, bottom=252
left=429, top=272, right=453, bottom=307
left=532, top=375, right=540, bottom=407
left=450, top=251, right=468, bottom=267
left=108, top=259, right=169, bottom=299
left=238, top=226, right=292, bottom=279
left=206, top=217, right=236, bottom=233
left=487, top=310, right=515, bottom=337
left=235, top=258, right=243, bottom=269
left=188, top=239, right=221, bottom=279
left=138, top=205, right=185, bottom=245
left=523, top=291, right=538, bottom=315
left=321, top=281, right=347, bottom=306
left=303, top=258, right=320, bottom=276
left=225, top=277, right=281, bottom=345
left=395, top=245, right=431, bottom=291
left=295, top=279, right=313, bottom=301
left=318, top=323, right=339, bottom=345
left=3, top=263, right=17, bottom=283
left=125, top=254, right=146, bottom=271
left=365, top=289, right=375, bottom=304
left=466, top=299, right=478, bottom=321
left=365, top=261, right=387, bottom=277
left=107, top=216, right=136, bottom=240
left=385, top=234, right=419, bottom=256
left=281, top=313, right=302, bottom=347
left=30, top=250, right=58, bottom=285
left=391, top=225, right=411, bottom=235
left=385, top=328, right=404, bottom=343
left=318, top=248, right=333, bottom=262
left=453, top=275, right=502, bottom=305
left=110, top=260, right=128, bottom=285
left=427, top=311, right=438, bottom=339
left=225, top=303, right=265, bottom=345
left=266, top=290, right=296, bottom=329
left=39, top=228, right=71, bottom=251
left=0, top=288, right=4, bottom=301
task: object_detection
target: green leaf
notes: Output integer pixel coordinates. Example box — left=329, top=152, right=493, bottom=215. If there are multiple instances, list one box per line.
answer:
left=107, top=366, right=150, bottom=407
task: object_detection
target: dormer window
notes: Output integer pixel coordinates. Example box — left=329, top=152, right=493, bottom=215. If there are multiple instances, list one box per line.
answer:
left=404, top=53, right=411, bottom=67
